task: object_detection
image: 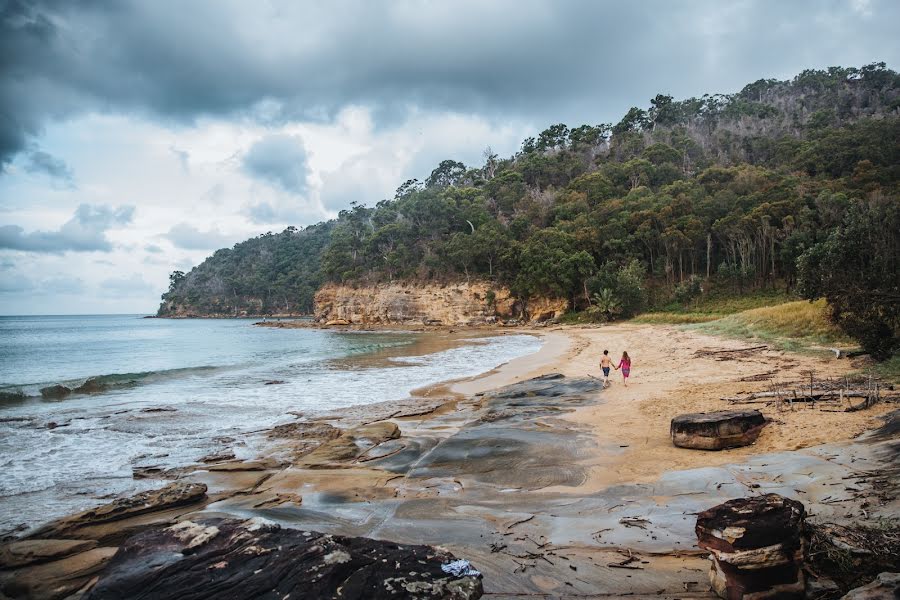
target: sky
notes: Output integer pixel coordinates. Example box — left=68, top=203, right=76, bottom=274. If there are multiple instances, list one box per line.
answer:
left=1, top=0, right=898, bottom=315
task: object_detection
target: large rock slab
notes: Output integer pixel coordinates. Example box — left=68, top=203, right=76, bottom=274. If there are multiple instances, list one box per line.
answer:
left=696, top=494, right=806, bottom=599
left=671, top=409, right=767, bottom=450
left=29, top=482, right=207, bottom=540
left=1, top=546, right=117, bottom=600
left=0, top=539, right=97, bottom=568
left=84, top=517, right=482, bottom=599
left=841, top=572, right=900, bottom=599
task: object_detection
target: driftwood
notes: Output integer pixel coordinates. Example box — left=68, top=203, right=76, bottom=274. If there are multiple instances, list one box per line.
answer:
left=697, top=345, right=768, bottom=355
left=723, top=390, right=897, bottom=403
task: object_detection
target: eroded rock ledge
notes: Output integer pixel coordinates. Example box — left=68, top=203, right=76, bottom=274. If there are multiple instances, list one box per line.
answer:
left=314, top=281, right=567, bottom=325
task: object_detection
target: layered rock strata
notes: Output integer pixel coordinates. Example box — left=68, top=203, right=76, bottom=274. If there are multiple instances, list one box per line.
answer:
left=696, top=494, right=806, bottom=599
left=314, top=282, right=567, bottom=325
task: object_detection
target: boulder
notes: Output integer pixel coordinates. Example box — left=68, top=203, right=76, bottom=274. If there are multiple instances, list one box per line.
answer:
left=83, top=518, right=482, bottom=599
left=841, top=572, right=900, bottom=599
left=29, top=482, right=207, bottom=540
left=325, top=319, right=351, bottom=326
left=39, top=385, right=72, bottom=400
left=696, top=494, right=806, bottom=599
left=671, top=409, right=767, bottom=450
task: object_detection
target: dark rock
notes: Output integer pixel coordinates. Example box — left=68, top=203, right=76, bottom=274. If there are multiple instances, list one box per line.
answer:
left=29, top=482, right=207, bottom=540
left=39, top=385, right=71, bottom=400
left=696, top=494, right=806, bottom=599
left=841, top=572, right=900, bottom=599
left=83, top=518, right=483, bottom=599
left=671, top=409, right=767, bottom=450
left=73, top=378, right=109, bottom=394
left=263, top=380, right=286, bottom=385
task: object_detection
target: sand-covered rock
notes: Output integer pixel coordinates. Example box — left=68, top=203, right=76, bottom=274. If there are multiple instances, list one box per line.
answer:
left=83, top=517, right=483, bottom=599
left=671, top=409, right=767, bottom=450
left=696, top=494, right=806, bottom=599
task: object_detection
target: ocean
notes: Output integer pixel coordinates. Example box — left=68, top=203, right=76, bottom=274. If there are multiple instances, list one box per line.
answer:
left=0, top=315, right=541, bottom=534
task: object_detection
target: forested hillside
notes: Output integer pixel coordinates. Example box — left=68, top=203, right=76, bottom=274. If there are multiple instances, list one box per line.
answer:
left=158, top=222, right=332, bottom=316
left=159, top=63, right=899, bottom=355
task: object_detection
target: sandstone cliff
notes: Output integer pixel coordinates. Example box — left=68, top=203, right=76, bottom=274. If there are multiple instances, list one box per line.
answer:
left=314, top=282, right=567, bottom=326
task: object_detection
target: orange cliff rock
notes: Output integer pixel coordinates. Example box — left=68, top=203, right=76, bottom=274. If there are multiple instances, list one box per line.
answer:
left=313, top=282, right=567, bottom=326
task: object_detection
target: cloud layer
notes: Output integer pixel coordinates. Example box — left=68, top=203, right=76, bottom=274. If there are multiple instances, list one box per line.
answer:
left=4, top=0, right=898, bottom=166
left=0, top=204, right=134, bottom=253
left=1, top=0, right=898, bottom=313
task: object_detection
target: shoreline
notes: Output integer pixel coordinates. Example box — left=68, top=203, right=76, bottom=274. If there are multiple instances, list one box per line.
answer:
left=3, top=322, right=897, bottom=597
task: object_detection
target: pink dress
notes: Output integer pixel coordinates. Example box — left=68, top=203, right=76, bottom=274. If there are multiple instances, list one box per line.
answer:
left=618, top=359, right=631, bottom=377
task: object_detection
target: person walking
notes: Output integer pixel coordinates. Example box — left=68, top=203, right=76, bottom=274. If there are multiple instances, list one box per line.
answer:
left=614, top=351, right=632, bottom=386
left=599, top=350, right=613, bottom=387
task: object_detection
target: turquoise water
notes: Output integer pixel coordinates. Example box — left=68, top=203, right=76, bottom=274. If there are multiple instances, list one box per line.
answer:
left=0, top=315, right=541, bottom=533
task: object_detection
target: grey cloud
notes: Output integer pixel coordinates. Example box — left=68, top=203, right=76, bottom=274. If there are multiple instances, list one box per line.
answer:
left=0, top=204, right=134, bottom=253
left=40, top=275, right=84, bottom=294
left=243, top=200, right=320, bottom=225
left=24, top=150, right=74, bottom=184
left=100, top=274, right=155, bottom=296
left=164, top=223, right=235, bottom=250
left=144, top=243, right=163, bottom=253
left=0, top=272, right=34, bottom=293
left=0, top=272, right=83, bottom=294
left=3, top=1, right=899, bottom=165
left=242, top=135, right=310, bottom=195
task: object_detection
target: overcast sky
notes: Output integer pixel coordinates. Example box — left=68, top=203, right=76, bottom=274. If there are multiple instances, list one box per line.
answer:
left=1, top=0, right=898, bottom=314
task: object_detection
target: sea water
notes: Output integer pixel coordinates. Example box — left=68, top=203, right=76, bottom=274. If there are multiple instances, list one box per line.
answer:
left=0, top=315, right=541, bottom=533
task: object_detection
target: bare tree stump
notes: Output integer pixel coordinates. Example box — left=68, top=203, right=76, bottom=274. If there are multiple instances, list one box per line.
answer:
left=696, top=494, right=806, bottom=599
left=671, top=410, right=767, bottom=450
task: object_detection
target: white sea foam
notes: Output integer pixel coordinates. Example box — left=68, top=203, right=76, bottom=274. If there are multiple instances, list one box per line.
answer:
left=0, top=316, right=541, bottom=533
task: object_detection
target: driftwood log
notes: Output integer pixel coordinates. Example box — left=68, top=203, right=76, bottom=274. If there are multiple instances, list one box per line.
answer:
left=696, top=494, right=806, bottom=599
left=671, top=410, right=767, bottom=450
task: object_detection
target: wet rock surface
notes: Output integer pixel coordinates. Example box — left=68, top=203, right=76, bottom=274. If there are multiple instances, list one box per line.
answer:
left=696, top=494, right=806, bottom=599
left=671, top=409, right=768, bottom=450
left=83, top=517, right=483, bottom=600
left=29, top=482, right=208, bottom=541
left=0, top=539, right=97, bottom=569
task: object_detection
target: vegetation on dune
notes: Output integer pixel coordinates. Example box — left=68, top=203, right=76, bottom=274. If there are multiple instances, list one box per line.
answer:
left=159, top=63, right=900, bottom=358
left=690, top=300, right=854, bottom=352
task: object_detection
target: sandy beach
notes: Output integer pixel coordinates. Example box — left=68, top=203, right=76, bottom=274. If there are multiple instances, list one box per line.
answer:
left=448, top=324, right=895, bottom=488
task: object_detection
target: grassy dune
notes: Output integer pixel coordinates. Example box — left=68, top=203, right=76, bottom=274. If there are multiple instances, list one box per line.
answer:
left=688, top=299, right=854, bottom=352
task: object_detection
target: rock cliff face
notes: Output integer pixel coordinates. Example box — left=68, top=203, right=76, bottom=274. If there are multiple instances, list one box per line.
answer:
left=314, top=282, right=567, bottom=325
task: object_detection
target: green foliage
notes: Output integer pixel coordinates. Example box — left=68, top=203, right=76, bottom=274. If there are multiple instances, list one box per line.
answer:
left=673, top=276, right=703, bottom=306
left=586, top=289, right=621, bottom=321
left=159, top=222, right=333, bottom=316
left=160, top=61, right=900, bottom=366
left=797, top=196, right=900, bottom=358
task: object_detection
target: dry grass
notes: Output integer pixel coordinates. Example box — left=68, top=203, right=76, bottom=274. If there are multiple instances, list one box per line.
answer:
left=689, top=299, right=853, bottom=352
left=631, top=312, right=720, bottom=324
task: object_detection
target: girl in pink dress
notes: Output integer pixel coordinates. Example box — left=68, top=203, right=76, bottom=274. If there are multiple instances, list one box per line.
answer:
left=614, top=351, right=632, bottom=386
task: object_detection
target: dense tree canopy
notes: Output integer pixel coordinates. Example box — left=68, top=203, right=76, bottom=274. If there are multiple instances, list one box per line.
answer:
left=160, top=63, right=900, bottom=353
